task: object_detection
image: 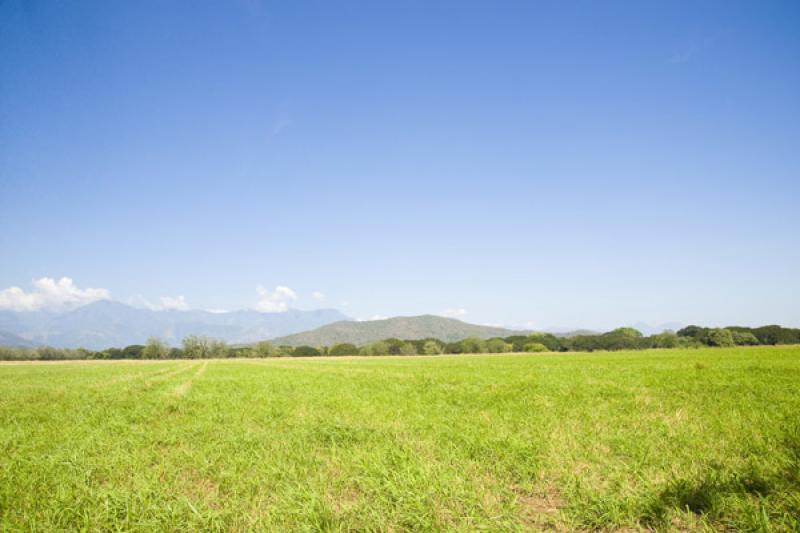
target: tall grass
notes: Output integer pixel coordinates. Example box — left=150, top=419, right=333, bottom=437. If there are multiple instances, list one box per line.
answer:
left=1, top=346, right=798, bottom=531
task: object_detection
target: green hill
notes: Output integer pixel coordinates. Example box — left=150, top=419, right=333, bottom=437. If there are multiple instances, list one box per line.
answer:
left=270, top=315, right=523, bottom=347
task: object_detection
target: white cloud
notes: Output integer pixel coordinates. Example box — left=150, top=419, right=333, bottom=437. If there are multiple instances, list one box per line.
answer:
left=0, top=277, right=110, bottom=312
left=311, top=291, right=326, bottom=302
left=158, top=295, right=189, bottom=311
left=356, top=315, right=388, bottom=322
left=255, top=285, right=297, bottom=312
left=130, top=294, right=190, bottom=311
left=439, top=308, right=467, bottom=318
left=205, top=308, right=229, bottom=314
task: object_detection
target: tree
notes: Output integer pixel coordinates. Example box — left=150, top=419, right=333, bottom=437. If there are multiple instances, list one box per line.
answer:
left=182, top=335, right=209, bottom=358
left=143, top=337, right=170, bottom=359
left=706, top=328, right=735, bottom=347
left=122, top=345, right=145, bottom=359
left=329, top=343, right=358, bottom=356
left=103, top=347, right=124, bottom=359
left=422, top=340, right=443, bottom=355
left=504, top=335, right=529, bottom=352
left=209, top=338, right=229, bottom=358
left=293, top=345, right=321, bottom=357
left=731, top=330, right=759, bottom=346
left=398, top=342, right=417, bottom=355
left=525, top=332, right=562, bottom=351
left=363, top=341, right=389, bottom=356
left=651, top=331, right=680, bottom=349
left=524, top=342, right=548, bottom=353
left=751, top=325, right=800, bottom=345
left=486, top=338, right=512, bottom=353
left=612, top=327, right=643, bottom=338
left=169, top=347, right=184, bottom=359
left=444, top=342, right=463, bottom=354
left=252, top=341, right=276, bottom=357
left=383, top=338, right=406, bottom=355
left=677, top=325, right=706, bottom=339
left=459, top=337, right=487, bottom=353
left=181, top=336, right=227, bottom=358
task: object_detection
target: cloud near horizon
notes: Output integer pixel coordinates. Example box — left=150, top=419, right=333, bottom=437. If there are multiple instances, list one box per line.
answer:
left=157, top=295, right=189, bottom=311
left=0, top=277, right=111, bottom=311
left=255, top=285, right=297, bottom=312
left=311, top=291, right=326, bottom=302
left=356, top=315, right=388, bottom=322
left=439, top=308, right=467, bottom=318
left=130, top=294, right=191, bottom=311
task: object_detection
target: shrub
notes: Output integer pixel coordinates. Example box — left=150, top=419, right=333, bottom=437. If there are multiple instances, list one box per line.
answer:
left=143, top=337, right=170, bottom=359
left=524, top=343, right=548, bottom=353
left=293, top=345, right=321, bottom=357
left=422, top=340, right=443, bottom=355
left=328, top=343, right=358, bottom=356
left=652, top=331, right=680, bottom=348
left=460, top=337, right=487, bottom=353
left=486, top=338, right=512, bottom=353
left=706, top=328, right=735, bottom=348
left=252, top=341, right=277, bottom=357
left=363, top=341, right=389, bottom=356
left=731, top=331, right=759, bottom=346
left=398, top=342, right=417, bottom=355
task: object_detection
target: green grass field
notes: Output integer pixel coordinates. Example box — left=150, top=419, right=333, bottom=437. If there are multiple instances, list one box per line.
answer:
left=1, top=347, right=799, bottom=532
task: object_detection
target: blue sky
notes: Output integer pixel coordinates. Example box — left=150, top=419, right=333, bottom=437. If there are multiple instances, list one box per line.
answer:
left=1, top=1, right=798, bottom=329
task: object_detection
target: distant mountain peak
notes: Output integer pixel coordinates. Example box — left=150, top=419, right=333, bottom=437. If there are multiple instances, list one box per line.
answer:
left=271, top=315, right=526, bottom=347
left=0, top=300, right=349, bottom=349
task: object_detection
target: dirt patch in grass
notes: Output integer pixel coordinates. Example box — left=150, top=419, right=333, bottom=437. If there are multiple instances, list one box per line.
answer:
left=180, top=472, right=221, bottom=510
left=516, top=484, right=566, bottom=529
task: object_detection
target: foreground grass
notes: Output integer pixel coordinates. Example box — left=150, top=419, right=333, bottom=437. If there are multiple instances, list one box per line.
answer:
left=1, top=347, right=799, bottom=531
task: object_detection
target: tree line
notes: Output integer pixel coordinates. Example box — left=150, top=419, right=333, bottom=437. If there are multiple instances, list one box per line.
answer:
left=1, top=324, right=799, bottom=361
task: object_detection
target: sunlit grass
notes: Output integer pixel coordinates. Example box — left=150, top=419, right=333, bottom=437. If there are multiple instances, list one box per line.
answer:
left=1, top=346, right=799, bottom=531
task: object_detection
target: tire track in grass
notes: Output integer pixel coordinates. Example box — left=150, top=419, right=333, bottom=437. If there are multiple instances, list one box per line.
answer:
left=90, top=362, right=183, bottom=389
left=144, top=362, right=199, bottom=387
left=172, top=361, right=208, bottom=398
left=239, top=358, right=415, bottom=379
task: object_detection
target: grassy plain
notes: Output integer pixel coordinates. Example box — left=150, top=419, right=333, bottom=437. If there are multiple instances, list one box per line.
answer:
left=1, top=347, right=799, bottom=531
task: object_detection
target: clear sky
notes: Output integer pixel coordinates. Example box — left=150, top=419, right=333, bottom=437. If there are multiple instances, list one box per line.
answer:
left=1, top=1, right=798, bottom=329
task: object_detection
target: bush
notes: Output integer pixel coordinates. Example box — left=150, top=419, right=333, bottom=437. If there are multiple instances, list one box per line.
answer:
left=328, top=343, right=358, bottom=356
left=181, top=336, right=229, bottom=358
left=525, top=332, right=563, bottom=351
left=751, top=325, right=800, bottom=345
left=293, top=345, right=321, bottom=357
left=444, top=342, right=463, bottom=354
left=486, top=338, right=512, bottom=353
left=143, top=338, right=170, bottom=359
left=398, top=342, right=417, bottom=355
left=459, top=337, right=487, bottom=353
left=706, top=328, right=735, bottom=348
left=652, top=331, right=680, bottom=348
left=524, top=343, right=548, bottom=353
left=363, top=341, right=389, bottom=356
left=422, top=340, right=443, bottom=355
left=122, top=345, right=145, bottom=359
left=731, top=331, right=759, bottom=346
left=252, top=341, right=277, bottom=357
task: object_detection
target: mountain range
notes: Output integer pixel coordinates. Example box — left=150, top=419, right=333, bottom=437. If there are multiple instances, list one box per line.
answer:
left=0, top=301, right=348, bottom=350
left=0, top=301, right=684, bottom=350
left=270, top=315, right=524, bottom=347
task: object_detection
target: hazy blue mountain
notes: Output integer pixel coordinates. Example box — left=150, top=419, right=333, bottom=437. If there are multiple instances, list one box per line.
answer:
left=271, top=315, right=524, bottom=347
left=0, top=330, right=39, bottom=348
left=0, top=301, right=349, bottom=350
left=545, top=328, right=601, bottom=338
